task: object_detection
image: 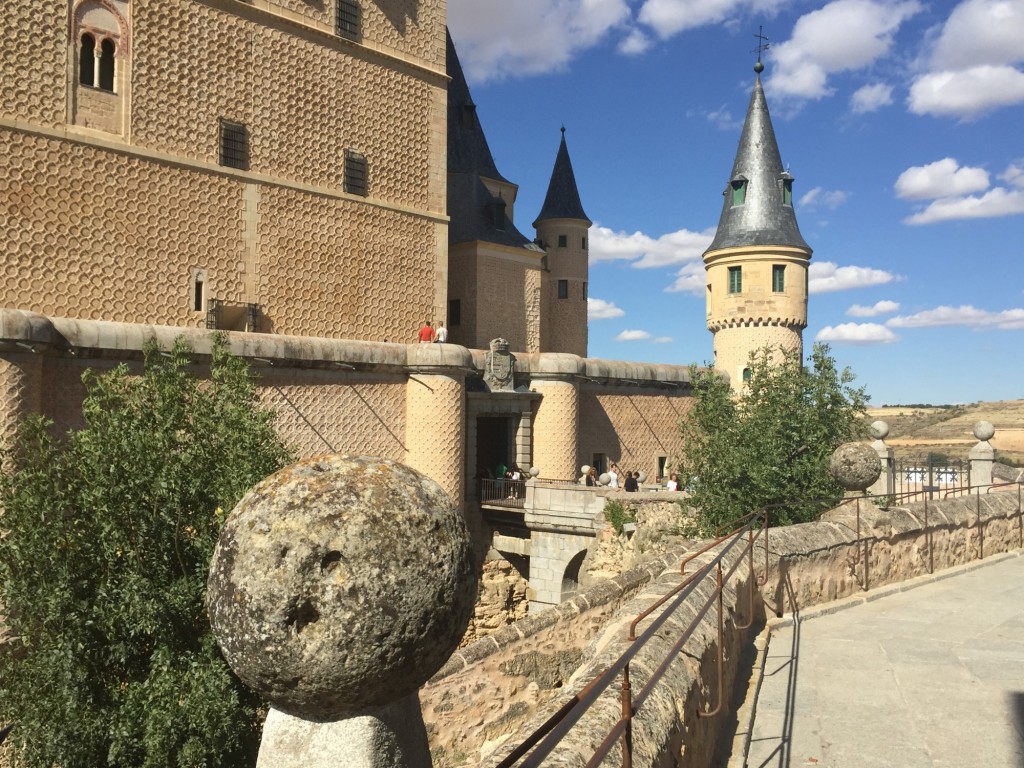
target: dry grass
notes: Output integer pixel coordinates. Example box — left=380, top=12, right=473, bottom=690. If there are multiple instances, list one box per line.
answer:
left=866, top=400, right=1024, bottom=465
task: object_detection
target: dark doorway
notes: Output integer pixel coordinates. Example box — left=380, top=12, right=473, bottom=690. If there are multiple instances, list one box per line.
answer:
left=477, top=416, right=512, bottom=480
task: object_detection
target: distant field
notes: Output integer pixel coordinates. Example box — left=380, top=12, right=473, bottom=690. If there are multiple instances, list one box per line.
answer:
left=865, top=400, right=1024, bottom=464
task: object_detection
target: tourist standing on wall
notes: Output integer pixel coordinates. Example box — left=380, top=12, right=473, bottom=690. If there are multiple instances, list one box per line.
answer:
left=434, top=321, right=448, bottom=343
left=608, top=464, right=620, bottom=489
left=418, top=321, right=435, bottom=343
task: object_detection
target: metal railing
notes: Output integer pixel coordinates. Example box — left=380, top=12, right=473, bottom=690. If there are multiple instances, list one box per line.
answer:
left=890, top=456, right=971, bottom=501
left=496, top=508, right=770, bottom=767
left=480, top=478, right=526, bottom=508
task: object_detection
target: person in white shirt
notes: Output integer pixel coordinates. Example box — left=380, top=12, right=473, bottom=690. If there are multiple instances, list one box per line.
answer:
left=666, top=473, right=679, bottom=491
left=434, top=321, right=448, bottom=343
left=608, top=463, right=620, bottom=489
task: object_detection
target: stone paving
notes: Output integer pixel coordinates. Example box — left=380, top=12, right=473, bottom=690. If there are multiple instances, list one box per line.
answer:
left=736, top=552, right=1024, bottom=767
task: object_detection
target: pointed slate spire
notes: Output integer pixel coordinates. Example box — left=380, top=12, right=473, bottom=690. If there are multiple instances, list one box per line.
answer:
left=706, top=66, right=810, bottom=253
left=533, top=127, right=591, bottom=228
left=446, top=29, right=509, bottom=183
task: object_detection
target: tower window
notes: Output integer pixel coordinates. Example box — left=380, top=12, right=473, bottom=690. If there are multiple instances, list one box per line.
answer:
left=336, top=0, right=361, bottom=41
left=772, top=265, right=785, bottom=293
left=490, top=198, right=506, bottom=230
left=782, top=178, right=793, bottom=206
left=742, top=367, right=752, bottom=384
left=728, top=266, right=742, bottom=294
left=344, top=150, right=368, bottom=196
left=558, top=235, right=567, bottom=248
left=218, top=120, right=249, bottom=170
left=730, top=178, right=747, bottom=206
left=448, top=299, right=461, bottom=326
left=79, top=33, right=96, bottom=86
left=583, top=282, right=588, bottom=300
left=582, top=236, right=587, bottom=249
left=193, top=271, right=206, bottom=312
left=98, top=38, right=116, bottom=92
left=558, top=279, right=568, bottom=299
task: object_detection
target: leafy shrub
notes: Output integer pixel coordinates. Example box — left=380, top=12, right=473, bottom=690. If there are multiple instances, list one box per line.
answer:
left=603, top=500, right=637, bottom=535
left=0, top=335, right=292, bottom=768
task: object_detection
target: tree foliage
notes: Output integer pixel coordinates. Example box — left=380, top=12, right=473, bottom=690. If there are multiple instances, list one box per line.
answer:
left=678, top=343, right=869, bottom=533
left=0, top=335, right=292, bottom=767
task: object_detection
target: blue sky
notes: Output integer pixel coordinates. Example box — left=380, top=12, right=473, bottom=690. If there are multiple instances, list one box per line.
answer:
left=447, top=0, right=1024, bottom=406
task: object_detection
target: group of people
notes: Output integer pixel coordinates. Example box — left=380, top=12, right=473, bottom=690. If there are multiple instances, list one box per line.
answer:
left=417, top=320, right=448, bottom=343
left=584, top=462, right=681, bottom=492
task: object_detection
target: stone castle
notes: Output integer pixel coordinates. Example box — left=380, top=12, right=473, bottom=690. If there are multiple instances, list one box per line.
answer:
left=0, top=0, right=809, bottom=585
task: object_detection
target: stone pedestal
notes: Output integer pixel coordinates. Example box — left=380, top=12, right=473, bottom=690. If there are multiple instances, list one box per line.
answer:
left=969, top=421, right=996, bottom=489
left=257, top=695, right=430, bottom=768
left=867, top=421, right=893, bottom=497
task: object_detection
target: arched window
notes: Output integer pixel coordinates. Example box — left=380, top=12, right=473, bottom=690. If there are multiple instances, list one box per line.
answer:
left=742, top=367, right=752, bottom=384
left=98, top=38, right=115, bottom=91
left=79, top=33, right=96, bottom=86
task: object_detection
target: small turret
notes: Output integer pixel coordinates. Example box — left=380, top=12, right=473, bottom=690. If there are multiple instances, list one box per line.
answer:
left=534, top=128, right=591, bottom=357
left=702, top=56, right=813, bottom=388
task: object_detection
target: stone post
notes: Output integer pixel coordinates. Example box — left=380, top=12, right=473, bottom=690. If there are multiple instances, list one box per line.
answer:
left=867, top=420, right=894, bottom=498
left=969, top=421, right=996, bottom=488
left=207, top=456, right=477, bottom=768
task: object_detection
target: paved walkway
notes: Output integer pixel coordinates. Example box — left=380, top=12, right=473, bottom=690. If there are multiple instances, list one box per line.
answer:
left=740, top=552, right=1024, bottom=768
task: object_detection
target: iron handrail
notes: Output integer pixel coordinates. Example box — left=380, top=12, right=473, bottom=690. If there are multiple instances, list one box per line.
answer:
left=496, top=510, right=768, bottom=768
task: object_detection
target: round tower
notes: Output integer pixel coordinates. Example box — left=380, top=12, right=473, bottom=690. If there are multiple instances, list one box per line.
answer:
left=702, top=60, right=812, bottom=387
left=534, top=127, right=591, bottom=357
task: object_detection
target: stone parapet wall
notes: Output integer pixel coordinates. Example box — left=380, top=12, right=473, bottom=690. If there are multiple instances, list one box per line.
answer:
left=426, top=489, right=1024, bottom=766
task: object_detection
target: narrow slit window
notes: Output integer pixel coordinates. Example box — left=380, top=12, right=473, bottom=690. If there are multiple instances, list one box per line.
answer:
left=557, top=234, right=567, bottom=248
left=79, top=33, right=96, bottom=87
left=728, top=266, right=742, bottom=294
left=336, top=0, right=361, bottom=41
left=558, top=279, right=568, bottom=299
left=772, top=264, right=785, bottom=293
left=98, top=38, right=115, bottom=92
left=344, top=151, right=368, bottom=196
left=782, top=178, right=793, bottom=206
left=730, top=178, right=747, bottom=206
left=742, top=367, right=752, bottom=384
left=219, top=120, right=249, bottom=170
left=193, top=274, right=205, bottom=312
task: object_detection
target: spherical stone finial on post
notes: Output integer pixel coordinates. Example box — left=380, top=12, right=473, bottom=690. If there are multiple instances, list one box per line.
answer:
left=830, top=442, right=882, bottom=493
left=207, top=455, right=477, bottom=767
left=869, top=420, right=889, bottom=441
left=973, top=420, right=995, bottom=442
left=598, top=473, right=611, bottom=486
left=529, top=466, right=540, bottom=478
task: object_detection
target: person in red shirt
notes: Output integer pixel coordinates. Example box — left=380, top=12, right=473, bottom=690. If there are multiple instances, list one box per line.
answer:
left=417, top=321, right=435, bottom=343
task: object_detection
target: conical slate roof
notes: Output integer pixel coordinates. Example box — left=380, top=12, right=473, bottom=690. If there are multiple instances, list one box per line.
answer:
left=446, top=29, right=508, bottom=183
left=533, top=128, right=591, bottom=227
left=706, top=70, right=810, bottom=253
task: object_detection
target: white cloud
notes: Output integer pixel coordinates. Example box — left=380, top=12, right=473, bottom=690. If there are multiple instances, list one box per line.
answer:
left=589, top=225, right=714, bottom=268
left=815, top=323, right=899, bottom=344
left=448, top=0, right=631, bottom=82
left=1000, top=161, right=1024, bottom=188
left=850, top=82, right=894, bottom=113
left=767, top=0, right=922, bottom=100
left=894, top=158, right=990, bottom=201
left=908, top=65, right=1024, bottom=118
left=618, top=28, right=652, bottom=55
left=688, top=104, right=741, bottom=131
left=929, top=0, right=1024, bottom=70
left=588, top=298, right=626, bottom=320
left=903, top=187, right=1024, bottom=224
left=848, top=300, right=900, bottom=317
left=808, top=261, right=901, bottom=294
left=653, top=336, right=674, bottom=343
left=887, top=305, right=1024, bottom=330
left=666, top=261, right=708, bottom=295
left=616, top=329, right=652, bottom=341
left=636, top=0, right=788, bottom=40
left=799, top=187, right=849, bottom=210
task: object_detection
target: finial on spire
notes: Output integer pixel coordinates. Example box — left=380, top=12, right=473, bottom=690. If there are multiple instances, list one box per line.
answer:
left=561, top=124, right=566, bottom=136
left=752, top=26, right=769, bottom=73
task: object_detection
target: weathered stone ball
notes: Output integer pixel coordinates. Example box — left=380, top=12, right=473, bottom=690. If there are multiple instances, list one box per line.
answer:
left=973, top=420, right=995, bottom=441
left=206, top=455, right=477, bottom=719
left=598, top=473, right=611, bottom=486
left=869, top=420, right=889, bottom=440
left=830, top=442, right=882, bottom=491
left=529, top=466, right=540, bottom=478
left=637, top=472, right=647, bottom=483
left=581, top=465, right=591, bottom=475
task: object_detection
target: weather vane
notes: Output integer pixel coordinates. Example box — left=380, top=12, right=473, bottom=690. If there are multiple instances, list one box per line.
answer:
left=752, top=26, right=769, bottom=72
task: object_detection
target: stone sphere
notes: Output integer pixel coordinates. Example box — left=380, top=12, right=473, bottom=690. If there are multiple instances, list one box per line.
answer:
left=829, top=442, right=882, bottom=492
left=581, top=465, right=591, bottom=475
left=973, top=420, right=995, bottom=441
left=529, top=466, right=540, bottom=478
left=206, top=455, right=477, bottom=719
left=598, top=473, right=611, bottom=486
left=869, top=420, right=889, bottom=440
left=637, top=472, right=647, bottom=483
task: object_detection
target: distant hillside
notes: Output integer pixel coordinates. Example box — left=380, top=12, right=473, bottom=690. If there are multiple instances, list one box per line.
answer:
left=866, top=400, right=1024, bottom=466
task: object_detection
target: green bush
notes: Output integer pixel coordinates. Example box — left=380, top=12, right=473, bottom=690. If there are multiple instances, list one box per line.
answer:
left=603, top=500, right=637, bottom=535
left=0, top=335, right=292, bottom=768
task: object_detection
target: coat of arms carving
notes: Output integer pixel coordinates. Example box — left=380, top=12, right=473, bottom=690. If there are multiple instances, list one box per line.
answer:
left=484, top=338, right=515, bottom=392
